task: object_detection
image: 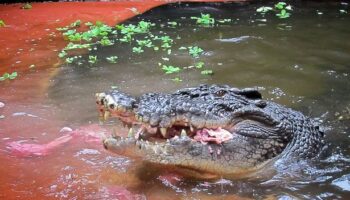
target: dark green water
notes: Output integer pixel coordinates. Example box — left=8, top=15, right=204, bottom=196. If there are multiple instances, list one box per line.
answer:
left=48, top=1, right=350, bottom=199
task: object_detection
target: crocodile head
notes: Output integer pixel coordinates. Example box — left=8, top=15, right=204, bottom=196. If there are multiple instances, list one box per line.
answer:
left=97, top=85, right=323, bottom=177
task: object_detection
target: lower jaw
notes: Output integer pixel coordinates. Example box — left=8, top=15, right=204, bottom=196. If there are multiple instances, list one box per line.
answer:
left=104, top=136, right=277, bottom=179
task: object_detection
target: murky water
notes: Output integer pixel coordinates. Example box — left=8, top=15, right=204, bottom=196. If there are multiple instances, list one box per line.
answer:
left=2, top=1, right=350, bottom=199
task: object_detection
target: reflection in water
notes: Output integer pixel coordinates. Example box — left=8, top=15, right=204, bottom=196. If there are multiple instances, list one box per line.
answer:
left=1, top=1, right=350, bottom=199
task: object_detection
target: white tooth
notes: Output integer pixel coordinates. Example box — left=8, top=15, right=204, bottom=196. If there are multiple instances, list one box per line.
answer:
left=112, top=128, right=117, bottom=138
left=153, top=147, right=160, bottom=154
left=135, top=127, right=145, bottom=140
left=128, top=128, right=133, bottom=137
left=166, top=139, right=170, bottom=143
left=104, top=111, right=110, bottom=121
left=160, top=128, right=167, bottom=138
left=190, top=125, right=194, bottom=132
left=181, top=129, right=187, bottom=137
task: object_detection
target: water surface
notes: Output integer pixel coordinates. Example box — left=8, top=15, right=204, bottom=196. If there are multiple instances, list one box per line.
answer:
left=2, top=1, right=350, bottom=199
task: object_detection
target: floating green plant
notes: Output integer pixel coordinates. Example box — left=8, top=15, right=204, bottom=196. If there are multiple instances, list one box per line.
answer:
left=188, top=46, right=204, bottom=58
left=56, top=18, right=215, bottom=81
left=64, top=43, right=91, bottom=51
left=191, top=13, right=215, bottom=26
left=137, top=21, right=155, bottom=33
left=22, top=3, right=32, bottom=9
left=217, top=19, right=232, bottom=23
left=275, top=2, right=292, bottom=19
left=256, top=6, right=273, bottom=14
left=256, top=2, right=292, bottom=19
left=67, top=33, right=82, bottom=42
left=195, top=61, right=205, bottom=69
left=161, top=43, right=171, bottom=49
left=171, top=77, right=183, bottom=82
left=0, top=72, right=18, bottom=81
left=132, top=47, right=144, bottom=54
left=275, top=2, right=287, bottom=10
left=63, top=29, right=76, bottom=36
left=100, top=37, right=114, bottom=46
left=56, top=27, right=69, bottom=32
left=119, top=35, right=132, bottom=43
left=162, top=65, right=181, bottom=74
left=162, top=57, right=170, bottom=61
left=65, top=57, right=75, bottom=64
left=136, top=39, right=153, bottom=48
left=117, top=21, right=154, bottom=35
left=153, top=35, right=173, bottom=50
left=84, top=22, right=93, bottom=27
left=0, top=20, right=5, bottom=27
left=201, top=70, right=213, bottom=75
left=106, top=56, right=118, bottom=63
left=69, top=20, right=81, bottom=28
left=88, top=55, right=98, bottom=64
left=276, top=9, right=291, bottom=19
left=167, top=21, right=177, bottom=27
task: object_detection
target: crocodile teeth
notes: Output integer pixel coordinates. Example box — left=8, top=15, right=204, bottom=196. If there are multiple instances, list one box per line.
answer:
left=160, top=128, right=167, bottom=138
left=104, top=111, right=110, bottom=121
left=135, top=127, right=145, bottom=140
left=153, top=146, right=160, bottom=154
left=181, top=129, right=187, bottom=137
left=111, top=128, right=117, bottom=138
left=190, top=125, right=194, bottom=132
left=127, top=128, right=133, bottom=137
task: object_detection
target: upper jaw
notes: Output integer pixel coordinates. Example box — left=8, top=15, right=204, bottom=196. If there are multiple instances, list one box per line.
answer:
left=96, top=91, right=283, bottom=147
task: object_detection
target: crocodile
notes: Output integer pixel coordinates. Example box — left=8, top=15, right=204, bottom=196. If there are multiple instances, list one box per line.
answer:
left=96, top=84, right=324, bottom=178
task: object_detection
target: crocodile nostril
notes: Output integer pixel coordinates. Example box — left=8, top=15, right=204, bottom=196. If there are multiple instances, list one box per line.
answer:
left=254, top=100, right=267, bottom=108
left=215, top=90, right=227, bottom=97
left=109, top=104, right=115, bottom=109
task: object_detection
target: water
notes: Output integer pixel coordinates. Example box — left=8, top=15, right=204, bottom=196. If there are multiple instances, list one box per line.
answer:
left=2, top=1, right=350, bottom=199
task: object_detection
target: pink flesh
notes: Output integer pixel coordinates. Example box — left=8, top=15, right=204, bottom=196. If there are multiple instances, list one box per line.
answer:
left=193, top=128, right=234, bottom=144
left=158, top=173, right=183, bottom=186
left=6, top=124, right=106, bottom=158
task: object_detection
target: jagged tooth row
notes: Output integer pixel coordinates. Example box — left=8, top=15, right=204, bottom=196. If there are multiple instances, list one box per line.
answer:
left=134, top=137, right=172, bottom=156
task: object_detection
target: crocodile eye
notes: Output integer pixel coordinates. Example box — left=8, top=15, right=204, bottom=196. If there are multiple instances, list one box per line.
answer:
left=215, top=90, right=227, bottom=97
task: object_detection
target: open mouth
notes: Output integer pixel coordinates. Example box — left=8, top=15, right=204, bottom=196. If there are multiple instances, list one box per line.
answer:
left=133, top=123, right=235, bottom=145
left=96, top=92, right=236, bottom=145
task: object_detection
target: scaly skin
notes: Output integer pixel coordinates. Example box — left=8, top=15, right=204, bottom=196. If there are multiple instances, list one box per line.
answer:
left=96, top=85, right=324, bottom=177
